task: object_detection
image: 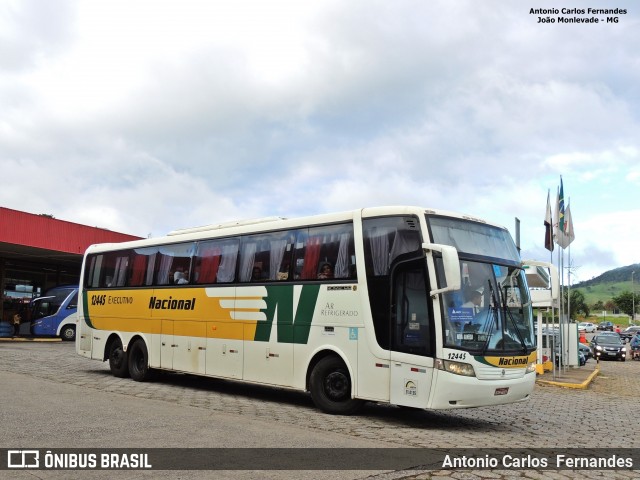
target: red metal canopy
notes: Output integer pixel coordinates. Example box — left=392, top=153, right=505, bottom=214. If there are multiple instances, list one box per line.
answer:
left=0, top=207, right=142, bottom=255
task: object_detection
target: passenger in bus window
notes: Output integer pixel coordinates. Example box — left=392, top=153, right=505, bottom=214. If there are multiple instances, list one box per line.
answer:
left=251, top=266, right=263, bottom=281
left=276, top=263, right=289, bottom=281
left=174, top=267, right=189, bottom=284
left=318, top=263, right=334, bottom=279
left=179, top=269, right=190, bottom=284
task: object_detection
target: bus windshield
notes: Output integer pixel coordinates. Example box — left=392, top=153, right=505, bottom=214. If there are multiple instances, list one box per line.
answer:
left=438, top=261, right=534, bottom=354
left=427, top=215, right=534, bottom=355
left=428, top=216, right=520, bottom=264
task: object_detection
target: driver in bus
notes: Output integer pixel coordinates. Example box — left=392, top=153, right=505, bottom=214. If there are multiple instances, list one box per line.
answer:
left=462, top=287, right=483, bottom=314
left=461, top=286, right=485, bottom=334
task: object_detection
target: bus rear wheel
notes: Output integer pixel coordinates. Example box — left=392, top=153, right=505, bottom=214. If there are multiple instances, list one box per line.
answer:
left=128, top=339, right=153, bottom=382
left=309, top=356, right=363, bottom=415
left=108, top=338, right=129, bottom=378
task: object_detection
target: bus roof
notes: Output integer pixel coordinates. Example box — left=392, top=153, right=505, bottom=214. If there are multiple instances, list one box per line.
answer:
left=83, top=206, right=508, bottom=255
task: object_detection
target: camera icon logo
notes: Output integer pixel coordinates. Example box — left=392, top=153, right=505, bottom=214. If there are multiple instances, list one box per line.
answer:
left=7, top=450, right=40, bottom=468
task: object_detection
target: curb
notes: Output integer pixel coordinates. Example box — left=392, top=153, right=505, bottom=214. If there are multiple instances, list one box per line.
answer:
left=536, top=364, right=600, bottom=389
left=0, top=337, right=62, bottom=342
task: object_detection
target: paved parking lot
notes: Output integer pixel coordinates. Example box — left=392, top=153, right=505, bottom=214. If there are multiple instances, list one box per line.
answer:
left=1, top=340, right=639, bottom=478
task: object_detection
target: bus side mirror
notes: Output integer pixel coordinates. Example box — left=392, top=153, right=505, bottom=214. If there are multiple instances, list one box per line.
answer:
left=422, top=243, right=461, bottom=296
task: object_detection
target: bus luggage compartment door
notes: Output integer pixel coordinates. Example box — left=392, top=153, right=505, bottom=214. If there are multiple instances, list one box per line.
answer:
left=390, top=356, right=433, bottom=409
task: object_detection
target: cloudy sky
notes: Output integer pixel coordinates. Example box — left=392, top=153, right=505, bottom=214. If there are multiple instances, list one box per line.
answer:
left=1, top=0, right=638, bottom=283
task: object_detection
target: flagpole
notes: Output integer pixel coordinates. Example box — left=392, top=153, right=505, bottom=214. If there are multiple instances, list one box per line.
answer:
left=547, top=197, right=558, bottom=372
left=561, top=182, right=566, bottom=372
left=538, top=189, right=557, bottom=375
left=557, top=177, right=565, bottom=373
left=543, top=188, right=554, bottom=369
left=568, top=233, right=572, bottom=368
left=548, top=189, right=553, bottom=265
left=556, top=218, right=562, bottom=376
left=567, top=198, right=571, bottom=326
left=553, top=185, right=559, bottom=378
left=561, top=238, right=565, bottom=371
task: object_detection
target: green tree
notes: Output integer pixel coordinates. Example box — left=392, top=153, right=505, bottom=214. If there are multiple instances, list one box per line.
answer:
left=592, top=300, right=604, bottom=312
left=562, top=288, right=590, bottom=319
left=612, top=291, right=639, bottom=317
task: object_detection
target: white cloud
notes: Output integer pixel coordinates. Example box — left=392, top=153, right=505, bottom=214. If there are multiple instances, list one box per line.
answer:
left=1, top=0, right=639, bottom=281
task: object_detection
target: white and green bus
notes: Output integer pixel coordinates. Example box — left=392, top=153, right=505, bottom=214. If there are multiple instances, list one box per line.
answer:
left=77, top=206, right=538, bottom=414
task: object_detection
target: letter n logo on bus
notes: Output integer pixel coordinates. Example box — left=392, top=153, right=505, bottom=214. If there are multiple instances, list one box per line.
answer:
left=253, top=285, right=320, bottom=344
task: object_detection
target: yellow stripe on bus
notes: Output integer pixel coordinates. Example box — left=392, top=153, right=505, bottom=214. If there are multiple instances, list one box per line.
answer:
left=85, top=288, right=262, bottom=340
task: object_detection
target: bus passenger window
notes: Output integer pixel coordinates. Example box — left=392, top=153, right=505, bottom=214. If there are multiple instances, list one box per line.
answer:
left=129, top=247, right=158, bottom=287
left=194, top=238, right=238, bottom=284
left=155, top=243, right=195, bottom=286
left=238, top=231, right=295, bottom=282
left=293, top=223, right=356, bottom=280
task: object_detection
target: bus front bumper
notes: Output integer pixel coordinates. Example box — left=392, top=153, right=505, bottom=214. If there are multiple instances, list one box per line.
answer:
left=428, top=370, right=536, bottom=409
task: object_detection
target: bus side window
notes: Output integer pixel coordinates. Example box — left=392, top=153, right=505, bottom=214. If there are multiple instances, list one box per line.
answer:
left=129, top=248, right=158, bottom=287
left=293, top=223, right=356, bottom=280
left=363, top=216, right=422, bottom=351
left=237, top=231, right=295, bottom=283
left=85, top=255, right=100, bottom=288
left=154, top=243, right=195, bottom=286
left=194, top=238, right=239, bottom=284
left=86, top=251, right=132, bottom=288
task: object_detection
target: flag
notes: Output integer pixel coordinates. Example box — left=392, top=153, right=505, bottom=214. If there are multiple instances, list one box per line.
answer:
left=554, top=177, right=565, bottom=246
left=565, top=204, right=575, bottom=245
left=558, top=177, right=565, bottom=233
left=553, top=186, right=560, bottom=240
left=544, top=190, right=554, bottom=252
left=558, top=205, right=576, bottom=248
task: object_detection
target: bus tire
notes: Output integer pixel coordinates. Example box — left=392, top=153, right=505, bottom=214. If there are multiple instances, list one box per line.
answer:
left=60, top=325, right=76, bottom=341
left=108, top=338, right=129, bottom=378
left=128, top=339, right=153, bottom=382
left=309, top=356, right=363, bottom=415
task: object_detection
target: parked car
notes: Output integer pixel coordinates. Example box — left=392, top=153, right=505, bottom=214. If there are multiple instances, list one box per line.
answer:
left=578, top=342, right=593, bottom=361
left=578, top=322, right=596, bottom=333
left=596, top=331, right=622, bottom=341
left=619, top=326, right=640, bottom=343
left=590, top=334, right=626, bottom=361
left=578, top=350, right=586, bottom=366
left=597, top=321, right=615, bottom=331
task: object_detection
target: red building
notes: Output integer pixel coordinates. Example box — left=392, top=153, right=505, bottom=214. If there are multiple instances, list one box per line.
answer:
left=0, top=207, right=142, bottom=321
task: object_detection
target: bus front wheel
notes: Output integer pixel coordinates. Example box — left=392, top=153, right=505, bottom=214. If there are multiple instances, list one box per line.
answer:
left=60, top=325, right=75, bottom=341
left=309, top=356, right=363, bottom=415
left=128, top=339, right=153, bottom=382
left=108, top=338, right=129, bottom=378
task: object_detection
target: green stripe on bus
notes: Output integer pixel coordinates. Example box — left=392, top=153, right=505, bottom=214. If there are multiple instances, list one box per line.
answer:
left=255, top=285, right=320, bottom=344
left=82, top=290, right=95, bottom=329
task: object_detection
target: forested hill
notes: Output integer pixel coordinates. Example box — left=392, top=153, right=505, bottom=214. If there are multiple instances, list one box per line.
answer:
left=575, top=263, right=640, bottom=287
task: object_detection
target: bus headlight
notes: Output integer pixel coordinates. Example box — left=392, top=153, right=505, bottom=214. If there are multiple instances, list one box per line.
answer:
left=526, top=362, right=536, bottom=374
left=436, top=359, right=476, bottom=377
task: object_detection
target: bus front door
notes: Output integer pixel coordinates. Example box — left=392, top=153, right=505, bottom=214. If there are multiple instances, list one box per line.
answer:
left=389, top=261, right=434, bottom=409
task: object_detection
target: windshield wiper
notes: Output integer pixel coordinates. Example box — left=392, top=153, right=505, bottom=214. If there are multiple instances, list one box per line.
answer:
left=498, top=283, right=529, bottom=354
left=481, top=279, right=500, bottom=355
